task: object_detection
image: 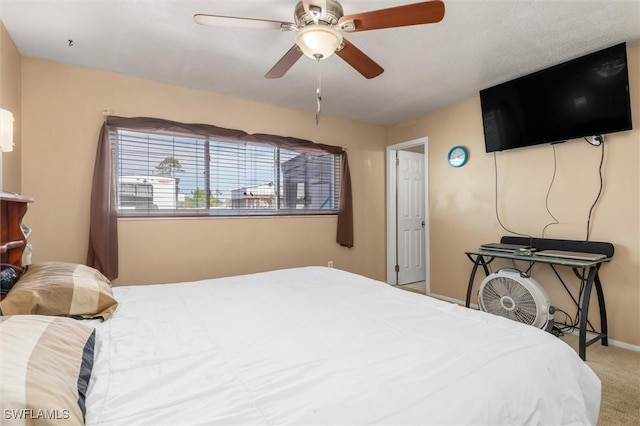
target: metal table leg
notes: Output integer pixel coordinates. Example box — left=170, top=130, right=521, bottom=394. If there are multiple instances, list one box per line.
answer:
left=579, top=264, right=602, bottom=361
left=465, top=254, right=491, bottom=308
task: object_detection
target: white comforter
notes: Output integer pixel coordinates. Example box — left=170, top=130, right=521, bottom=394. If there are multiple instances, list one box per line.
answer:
left=86, top=267, right=600, bottom=425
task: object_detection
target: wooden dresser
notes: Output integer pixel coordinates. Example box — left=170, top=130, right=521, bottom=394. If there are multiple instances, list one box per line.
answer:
left=1, top=192, right=34, bottom=268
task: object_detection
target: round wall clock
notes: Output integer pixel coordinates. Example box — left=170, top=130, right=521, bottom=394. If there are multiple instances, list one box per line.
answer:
left=447, top=146, right=469, bottom=167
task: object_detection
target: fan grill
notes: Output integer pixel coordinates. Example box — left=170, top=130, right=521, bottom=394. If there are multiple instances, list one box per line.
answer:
left=481, top=276, right=538, bottom=325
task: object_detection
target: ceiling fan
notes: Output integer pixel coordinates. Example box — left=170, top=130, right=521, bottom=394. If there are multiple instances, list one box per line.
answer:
left=194, top=0, right=445, bottom=79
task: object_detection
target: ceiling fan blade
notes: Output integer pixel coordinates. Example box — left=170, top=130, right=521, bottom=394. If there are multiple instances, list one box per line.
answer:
left=336, top=38, right=384, bottom=79
left=265, top=45, right=304, bottom=79
left=194, top=14, right=291, bottom=30
left=338, top=0, right=445, bottom=32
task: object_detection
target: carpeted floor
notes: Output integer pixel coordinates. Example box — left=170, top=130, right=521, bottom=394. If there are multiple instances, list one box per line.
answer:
left=559, top=334, right=640, bottom=425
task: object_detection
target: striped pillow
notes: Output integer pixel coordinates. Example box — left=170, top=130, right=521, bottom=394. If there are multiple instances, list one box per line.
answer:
left=0, top=315, right=95, bottom=425
left=0, top=262, right=118, bottom=320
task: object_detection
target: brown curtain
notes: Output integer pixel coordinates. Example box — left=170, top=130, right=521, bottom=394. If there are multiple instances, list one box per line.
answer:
left=87, top=116, right=354, bottom=278
left=336, top=152, right=353, bottom=248
left=87, top=123, right=118, bottom=280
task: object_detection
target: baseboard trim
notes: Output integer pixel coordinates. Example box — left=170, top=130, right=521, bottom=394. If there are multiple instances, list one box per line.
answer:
left=427, top=292, right=640, bottom=352
left=564, top=328, right=640, bottom=352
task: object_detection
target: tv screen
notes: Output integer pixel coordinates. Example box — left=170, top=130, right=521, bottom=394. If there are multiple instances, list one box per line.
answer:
left=480, top=42, right=632, bottom=153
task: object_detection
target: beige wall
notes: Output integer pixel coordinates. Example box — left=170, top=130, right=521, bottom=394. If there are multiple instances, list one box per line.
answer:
left=6, top=22, right=640, bottom=346
left=387, top=46, right=640, bottom=346
left=0, top=21, right=21, bottom=192
left=20, top=57, right=387, bottom=285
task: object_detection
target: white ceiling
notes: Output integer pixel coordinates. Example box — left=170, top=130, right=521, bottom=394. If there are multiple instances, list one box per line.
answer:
left=1, top=0, right=639, bottom=125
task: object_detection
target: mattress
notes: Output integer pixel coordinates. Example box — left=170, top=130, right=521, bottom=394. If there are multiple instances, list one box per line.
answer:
left=85, top=266, right=600, bottom=425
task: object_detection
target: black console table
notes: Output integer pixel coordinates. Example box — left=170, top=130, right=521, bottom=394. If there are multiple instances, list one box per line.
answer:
left=465, top=237, right=614, bottom=361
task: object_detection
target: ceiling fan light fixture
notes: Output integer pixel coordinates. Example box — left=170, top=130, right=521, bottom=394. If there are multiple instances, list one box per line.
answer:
left=295, top=25, right=343, bottom=60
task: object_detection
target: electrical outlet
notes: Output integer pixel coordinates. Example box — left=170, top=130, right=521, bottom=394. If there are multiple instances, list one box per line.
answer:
left=327, top=261, right=333, bottom=268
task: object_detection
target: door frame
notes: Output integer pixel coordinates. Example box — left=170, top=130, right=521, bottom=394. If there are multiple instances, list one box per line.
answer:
left=386, top=137, right=430, bottom=291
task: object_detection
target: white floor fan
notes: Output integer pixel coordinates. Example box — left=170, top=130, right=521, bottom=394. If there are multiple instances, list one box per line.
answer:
left=478, top=269, right=555, bottom=332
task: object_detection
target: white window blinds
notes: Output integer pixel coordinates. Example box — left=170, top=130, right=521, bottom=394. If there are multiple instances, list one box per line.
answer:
left=110, top=129, right=341, bottom=217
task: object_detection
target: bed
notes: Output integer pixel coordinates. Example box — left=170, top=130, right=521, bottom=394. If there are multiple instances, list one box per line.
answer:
left=0, top=196, right=600, bottom=425
left=2, top=265, right=600, bottom=425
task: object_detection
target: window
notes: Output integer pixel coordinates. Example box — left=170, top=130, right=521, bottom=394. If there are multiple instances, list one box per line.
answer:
left=110, top=129, right=341, bottom=217
left=89, top=117, right=352, bottom=277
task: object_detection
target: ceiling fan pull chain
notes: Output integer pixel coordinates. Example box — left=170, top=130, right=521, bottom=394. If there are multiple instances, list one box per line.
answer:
left=315, top=55, right=322, bottom=125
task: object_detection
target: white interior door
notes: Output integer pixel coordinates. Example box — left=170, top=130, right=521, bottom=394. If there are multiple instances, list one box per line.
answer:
left=396, top=150, right=425, bottom=285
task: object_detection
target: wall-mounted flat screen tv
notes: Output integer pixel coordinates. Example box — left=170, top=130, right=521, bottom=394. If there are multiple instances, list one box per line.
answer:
left=480, top=42, right=632, bottom=153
